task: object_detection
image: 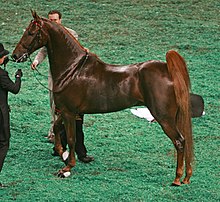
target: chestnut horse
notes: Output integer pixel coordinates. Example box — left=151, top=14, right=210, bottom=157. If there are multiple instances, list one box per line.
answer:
left=12, top=11, right=193, bottom=186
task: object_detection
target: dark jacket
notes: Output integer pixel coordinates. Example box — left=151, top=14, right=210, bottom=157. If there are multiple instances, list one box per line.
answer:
left=0, top=67, right=21, bottom=141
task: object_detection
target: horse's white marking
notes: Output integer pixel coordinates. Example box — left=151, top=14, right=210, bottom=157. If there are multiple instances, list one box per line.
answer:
left=62, top=150, right=69, bottom=161
left=63, top=171, right=71, bottom=178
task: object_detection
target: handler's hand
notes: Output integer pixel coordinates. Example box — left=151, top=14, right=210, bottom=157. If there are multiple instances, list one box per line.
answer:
left=31, top=60, right=38, bottom=70
left=15, top=69, right=23, bottom=78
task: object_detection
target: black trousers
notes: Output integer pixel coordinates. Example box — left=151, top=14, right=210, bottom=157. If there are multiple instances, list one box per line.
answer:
left=0, top=140, right=9, bottom=172
left=0, top=110, right=10, bottom=172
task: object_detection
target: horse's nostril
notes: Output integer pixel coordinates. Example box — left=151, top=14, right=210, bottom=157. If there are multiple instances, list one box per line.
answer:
left=11, top=54, right=17, bottom=60
left=11, top=54, right=21, bottom=62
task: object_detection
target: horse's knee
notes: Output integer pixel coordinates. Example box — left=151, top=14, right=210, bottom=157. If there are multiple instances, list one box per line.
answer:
left=53, top=122, right=64, bottom=135
left=53, top=115, right=63, bottom=133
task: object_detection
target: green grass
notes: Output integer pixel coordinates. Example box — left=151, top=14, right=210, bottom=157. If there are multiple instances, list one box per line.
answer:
left=0, top=0, right=220, bottom=201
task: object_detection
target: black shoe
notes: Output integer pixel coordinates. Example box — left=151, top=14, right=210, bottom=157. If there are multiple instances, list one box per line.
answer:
left=51, top=147, right=59, bottom=156
left=52, top=150, right=59, bottom=156
left=78, top=155, right=94, bottom=163
left=0, top=182, right=7, bottom=188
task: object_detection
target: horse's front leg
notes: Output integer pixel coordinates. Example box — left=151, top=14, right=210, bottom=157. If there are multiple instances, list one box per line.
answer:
left=53, top=114, right=69, bottom=163
left=53, top=114, right=64, bottom=155
left=57, top=114, right=76, bottom=178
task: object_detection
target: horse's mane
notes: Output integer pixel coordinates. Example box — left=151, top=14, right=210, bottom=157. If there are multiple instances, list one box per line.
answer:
left=40, top=17, right=103, bottom=61
left=41, top=17, right=87, bottom=52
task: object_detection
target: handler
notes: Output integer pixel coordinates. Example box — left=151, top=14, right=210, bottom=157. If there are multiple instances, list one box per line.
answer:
left=0, top=43, right=22, bottom=187
left=31, top=10, right=94, bottom=163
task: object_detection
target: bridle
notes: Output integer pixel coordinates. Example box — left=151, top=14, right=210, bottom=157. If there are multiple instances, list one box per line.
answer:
left=26, top=20, right=44, bottom=56
left=13, top=53, right=29, bottom=63
left=13, top=20, right=43, bottom=63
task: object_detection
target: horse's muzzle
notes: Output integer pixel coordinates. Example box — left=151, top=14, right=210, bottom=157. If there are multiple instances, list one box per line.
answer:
left=11, top=53, right=29, bottom=63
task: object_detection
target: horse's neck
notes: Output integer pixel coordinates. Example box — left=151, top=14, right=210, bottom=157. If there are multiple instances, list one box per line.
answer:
left=45, top=23, right=85, bottom=78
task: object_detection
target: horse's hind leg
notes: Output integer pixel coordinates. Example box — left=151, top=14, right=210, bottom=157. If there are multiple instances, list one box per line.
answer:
left=182, top=154, right=192, bottom=184
left=158, top=119, right=185, bottom=186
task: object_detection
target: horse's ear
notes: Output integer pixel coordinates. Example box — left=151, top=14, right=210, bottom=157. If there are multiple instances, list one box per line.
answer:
left=31, top=10, right=40, bottom=21
left=31, top=9, right=36, bottom=18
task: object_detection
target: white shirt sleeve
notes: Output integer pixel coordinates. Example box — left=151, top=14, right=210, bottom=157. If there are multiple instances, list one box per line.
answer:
left=33, top=47, right=48, bottom=65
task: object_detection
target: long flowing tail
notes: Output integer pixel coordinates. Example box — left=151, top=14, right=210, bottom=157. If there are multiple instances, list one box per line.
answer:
left=166, top=50, right=193, bottom=166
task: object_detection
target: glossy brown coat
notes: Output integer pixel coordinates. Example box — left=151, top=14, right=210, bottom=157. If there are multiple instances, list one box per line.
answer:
left=12, top=11, right=193, bottom=185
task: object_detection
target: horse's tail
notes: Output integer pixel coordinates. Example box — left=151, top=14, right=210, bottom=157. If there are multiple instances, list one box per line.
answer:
left=166, top=50, right=193, bottom=165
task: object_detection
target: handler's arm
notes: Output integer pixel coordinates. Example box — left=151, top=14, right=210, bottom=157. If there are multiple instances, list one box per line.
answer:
left=31, top=47, right=47, bottom=69
left=0, top=71, right=21, bottom=94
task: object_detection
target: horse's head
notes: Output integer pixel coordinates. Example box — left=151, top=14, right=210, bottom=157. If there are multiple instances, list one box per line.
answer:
left=12, top=10, right=48, bottom=62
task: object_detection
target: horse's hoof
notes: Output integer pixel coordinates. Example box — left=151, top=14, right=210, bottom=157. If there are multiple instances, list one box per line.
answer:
left=57, top=170, right=71, bottom=178
left=171, top=182, right=181, bottom=186
left=182, top=180, right=190, bottom=185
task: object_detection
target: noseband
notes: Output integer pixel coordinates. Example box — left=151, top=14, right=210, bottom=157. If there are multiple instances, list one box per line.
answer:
left=13, top=53, right=29, bottom=63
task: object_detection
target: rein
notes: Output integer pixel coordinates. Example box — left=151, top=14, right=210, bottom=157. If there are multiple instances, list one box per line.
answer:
left=29, top=51, right=89, bottom=93
left=33, top=68, right=53, bottom=92
left=13, top=53, right=29, bottom=63
left=24, top=55, right=53, bottom=91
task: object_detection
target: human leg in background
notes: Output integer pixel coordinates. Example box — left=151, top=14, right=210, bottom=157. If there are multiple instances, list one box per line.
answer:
left=47, top=71, right=57, bottom=143
left=75, top=115, right=94, bottom=163
left=0, top=141, right=9, bottom=173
